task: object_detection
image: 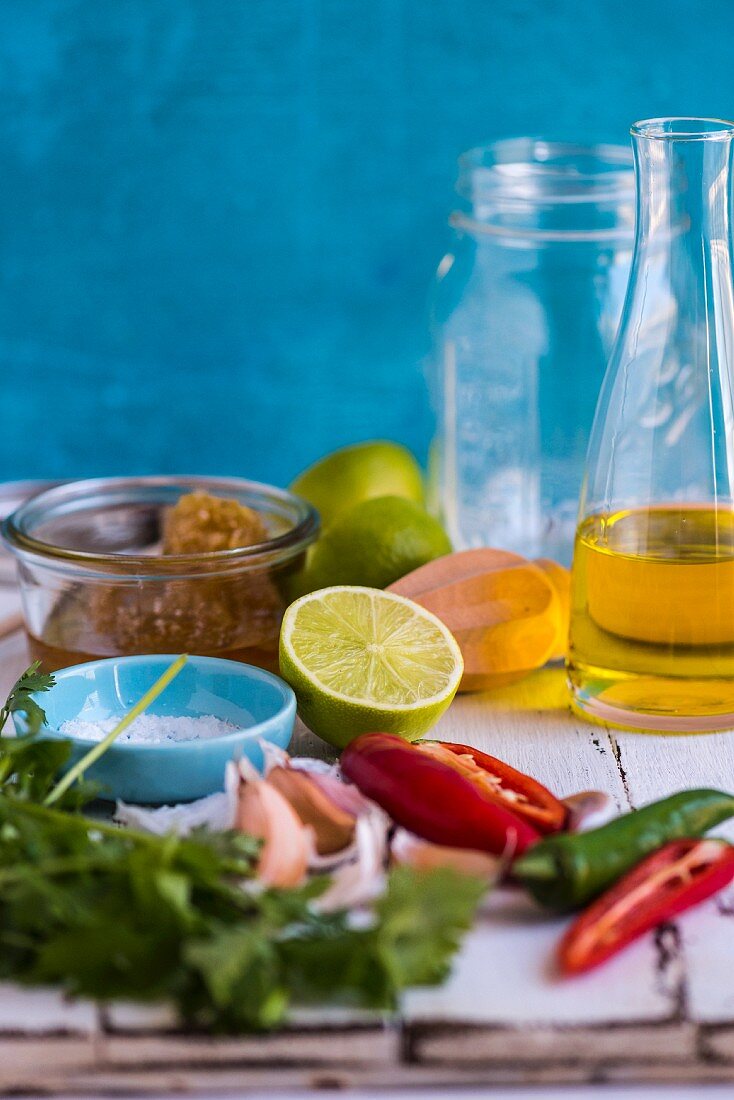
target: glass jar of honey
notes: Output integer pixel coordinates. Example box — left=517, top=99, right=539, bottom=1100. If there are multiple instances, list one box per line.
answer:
left=2, top=476, right=319, bottom=673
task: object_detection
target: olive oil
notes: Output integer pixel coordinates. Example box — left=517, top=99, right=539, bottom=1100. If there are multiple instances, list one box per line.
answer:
left=568, top=507, right=734, bottom=731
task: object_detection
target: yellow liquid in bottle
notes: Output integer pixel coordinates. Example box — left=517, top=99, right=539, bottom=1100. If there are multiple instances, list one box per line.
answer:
left=568, top=506, right=734, bottom=731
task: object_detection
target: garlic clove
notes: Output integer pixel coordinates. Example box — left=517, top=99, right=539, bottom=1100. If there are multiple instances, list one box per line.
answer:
left=391, top=828, right=500, bottom=878
left=289, top=757, right=335, bottom=776
left=236, top=775, right=310, bottom=888
left=563, top=790, right=616, bottom=832
left=268, top=765, right=356, bottom=855
left=309, top=769, right=376, bottom=817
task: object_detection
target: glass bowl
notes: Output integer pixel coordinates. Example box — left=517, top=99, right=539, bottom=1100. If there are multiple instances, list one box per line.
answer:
left=0, top=480, right=62, bottom=582
left=2, top=476, right=319, bottom=672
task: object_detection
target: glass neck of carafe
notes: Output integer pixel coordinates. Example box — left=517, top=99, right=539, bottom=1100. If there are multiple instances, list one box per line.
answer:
left=630, top=118, right=734, bottom=286
left=581, top=118, right=734, bottom=520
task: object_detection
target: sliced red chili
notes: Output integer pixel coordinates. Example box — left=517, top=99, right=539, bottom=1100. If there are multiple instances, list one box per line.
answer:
left=559, top=838, right=734, bottom=975
left=340, top=733, right=540, bottom=857
left=418, top=741, right=567, bottom=834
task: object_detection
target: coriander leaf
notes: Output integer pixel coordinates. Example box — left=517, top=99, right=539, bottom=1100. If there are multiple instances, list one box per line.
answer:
left=374, top=866, right=487, bottom=988
left=9, top=663, right=55, bottom=697
left=0, top=732, right=99, bottom=808
left=0, top=661, right=55, bottom=736
left=185, top=925, right=283, bottom=1022
left=0, top=662, right=100, bottom=808
left=278, top=923, right=396, bottom=1009
left=0, top=796, right=484, bottom=1031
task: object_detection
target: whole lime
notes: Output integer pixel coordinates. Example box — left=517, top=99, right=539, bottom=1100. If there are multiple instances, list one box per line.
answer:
left=290, top=440, right=424, bottom=529
left=301, top=495, right=452, bottom=592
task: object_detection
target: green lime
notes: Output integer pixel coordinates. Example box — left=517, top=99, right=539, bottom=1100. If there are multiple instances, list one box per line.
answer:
left=290, top=441, right=424, bottom=528
left=279, top=585, right=463, bottom=748
left=300, top=495, right=452, bottom=592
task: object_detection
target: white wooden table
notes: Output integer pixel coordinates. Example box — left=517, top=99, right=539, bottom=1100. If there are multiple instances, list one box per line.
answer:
left=0, top=586, right=733, bottom=1095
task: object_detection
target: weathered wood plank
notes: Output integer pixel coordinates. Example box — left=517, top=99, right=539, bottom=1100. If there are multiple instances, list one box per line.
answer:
left=97, top=1025, right=398, bottom=1068
left=0, top=985, right=97, bottom=1034
left=7, top=1057, right=733, bottom=1093
left=0, top=1037, right=98, bottom=1093
left=680, top=900, right=734, bottom=1024
left=405, top=890, right=678, bottom=1027
left=612, top=728, right=734, bottom=1027
left=408, top=1019, right=697, bottom=1066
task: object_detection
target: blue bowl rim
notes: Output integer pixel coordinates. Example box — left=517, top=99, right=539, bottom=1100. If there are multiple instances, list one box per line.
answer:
left=21, top=654, right=296, bottom=753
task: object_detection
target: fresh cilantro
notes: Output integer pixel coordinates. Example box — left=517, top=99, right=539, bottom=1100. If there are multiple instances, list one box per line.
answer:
left=374, top=865, right=485, bottom=988
left=0, top=797, right=485, bottom=1030
left=277, top=867, right=486, bottom=1012
left=0, top=662, right=99, bottom=807
left=0, top=661, right=55, bottom=736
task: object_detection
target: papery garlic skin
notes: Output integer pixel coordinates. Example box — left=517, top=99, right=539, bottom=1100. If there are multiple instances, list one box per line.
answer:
left=259, top=740, right=369, bottom=810
left=260, top=740, right=332, bottom=777
left=563, top=790, right=616, bottom=833
left=313, top=807, right=391, bottom=913
left=115, top=791, right=235, bottom=836
left=391, top=828, right=500, bottom=878
left=114, top=747, right=391, bottom=902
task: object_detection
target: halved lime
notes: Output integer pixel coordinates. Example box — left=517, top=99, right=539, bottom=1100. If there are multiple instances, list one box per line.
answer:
left=279, top=586, right=463, bottom=748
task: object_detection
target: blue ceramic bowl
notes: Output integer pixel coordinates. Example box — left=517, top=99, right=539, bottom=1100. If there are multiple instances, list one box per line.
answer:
left=13, top=654, right=296, bottom=805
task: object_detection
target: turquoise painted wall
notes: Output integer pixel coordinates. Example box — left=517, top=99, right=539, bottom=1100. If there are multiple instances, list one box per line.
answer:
left=1, top=0, right=732, bottom=485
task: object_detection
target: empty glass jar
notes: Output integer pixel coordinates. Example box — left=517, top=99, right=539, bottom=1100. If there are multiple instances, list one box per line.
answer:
left=429, top=139, right=635, bottom=563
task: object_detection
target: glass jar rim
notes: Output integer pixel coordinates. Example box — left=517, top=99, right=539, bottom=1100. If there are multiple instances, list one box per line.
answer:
left=631, top=117, right=734, bottom=142
left=1, top=475, right=320, bottom=575
left=457, top=137, right=635, bottom=205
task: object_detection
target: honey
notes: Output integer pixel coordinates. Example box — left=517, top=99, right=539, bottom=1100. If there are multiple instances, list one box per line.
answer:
left=29, top=567, right=285, bottom=674
left=568, top=507, right=734, bottom=730
left=3, top=479, right=318, bottom=675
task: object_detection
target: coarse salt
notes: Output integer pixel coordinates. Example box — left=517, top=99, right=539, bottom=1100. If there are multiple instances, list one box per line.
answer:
left=59, top=714, right=239, bottom=745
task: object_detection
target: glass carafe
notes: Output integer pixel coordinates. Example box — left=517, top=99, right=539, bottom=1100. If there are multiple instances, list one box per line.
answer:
left=429, top=139, right=635, bottom=563
left=568, top=118, right=734, bottom=732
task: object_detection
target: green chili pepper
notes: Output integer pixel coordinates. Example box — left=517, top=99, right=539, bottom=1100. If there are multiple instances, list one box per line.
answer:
left=514, top=789, right=734, bottom=912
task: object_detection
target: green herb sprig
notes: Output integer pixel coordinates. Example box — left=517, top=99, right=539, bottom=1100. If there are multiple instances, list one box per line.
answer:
left=0, top=661, right=79, bottom=803
left=0, top=794, right=483, bottom=1029
left=0, top=660, right=55, bottom=736
left=0, top=661, right=486, bottom=1029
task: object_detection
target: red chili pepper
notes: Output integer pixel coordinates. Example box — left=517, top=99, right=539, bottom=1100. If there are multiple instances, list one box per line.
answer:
left=417, top=741, right=567, bottom=834
left=559, top=838, right=734, bottom=975
left=340, top=733, right=540, bottom=856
